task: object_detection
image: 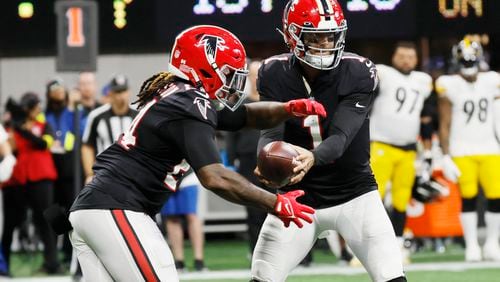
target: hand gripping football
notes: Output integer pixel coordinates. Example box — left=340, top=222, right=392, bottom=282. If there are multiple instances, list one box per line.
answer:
left=257, top=141, right=299, bottom=187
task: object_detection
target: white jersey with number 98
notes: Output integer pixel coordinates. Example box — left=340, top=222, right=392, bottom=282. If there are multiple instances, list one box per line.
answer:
left=370, top=64, right=433, bottom=146
left=436, top=72, right=500, bottom=157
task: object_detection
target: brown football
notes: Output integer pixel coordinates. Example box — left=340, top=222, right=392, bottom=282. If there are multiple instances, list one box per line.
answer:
left=257, top=141, right=299, bottom=187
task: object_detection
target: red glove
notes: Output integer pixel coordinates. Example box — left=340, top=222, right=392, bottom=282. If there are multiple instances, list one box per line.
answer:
left=274, top=190, right=315, bottom=228
left=284, top=99, right=327, bottom=118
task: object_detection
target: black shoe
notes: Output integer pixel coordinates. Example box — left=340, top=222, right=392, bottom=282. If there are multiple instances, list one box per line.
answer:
left=299, top=252, right=313, bottom=267
left=38, top=264, right=63, bottom=275
left=340, top=248, right=353, bottom=262
left=175, top=260, right=187, bottom=273
left=194, top=259, right=207, bottom=271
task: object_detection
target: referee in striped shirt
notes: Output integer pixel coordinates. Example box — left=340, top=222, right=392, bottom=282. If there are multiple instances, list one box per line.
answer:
left=82, top=74, right=138, bottom=185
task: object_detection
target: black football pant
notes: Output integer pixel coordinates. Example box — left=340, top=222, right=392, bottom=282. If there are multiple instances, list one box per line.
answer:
left=54, top=176, right=76, bottom=263
left=2, top=180, right=59, bottom=272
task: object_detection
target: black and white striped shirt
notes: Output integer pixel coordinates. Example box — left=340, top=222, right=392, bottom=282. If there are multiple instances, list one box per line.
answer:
left=82, top=104, right=138, bottom=154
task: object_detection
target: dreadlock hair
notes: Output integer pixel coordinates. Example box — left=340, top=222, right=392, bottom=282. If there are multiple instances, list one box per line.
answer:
left=132, top=72, right=177, bottom=109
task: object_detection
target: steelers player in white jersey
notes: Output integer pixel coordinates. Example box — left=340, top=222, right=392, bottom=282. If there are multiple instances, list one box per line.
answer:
left=370, top=42, right=433, bottom=263
left=437, top=39, right=500, bottom=262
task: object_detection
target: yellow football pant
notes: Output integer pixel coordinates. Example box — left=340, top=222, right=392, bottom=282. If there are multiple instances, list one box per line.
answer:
left=453, top=155, right=500, bottom=199
left=370, top=142, right=416, bottom=212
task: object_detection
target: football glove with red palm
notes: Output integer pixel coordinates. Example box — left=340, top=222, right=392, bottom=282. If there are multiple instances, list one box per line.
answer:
left=284, top=99, right=326, bottom=118
left=274, top=190, right=315, bottom=228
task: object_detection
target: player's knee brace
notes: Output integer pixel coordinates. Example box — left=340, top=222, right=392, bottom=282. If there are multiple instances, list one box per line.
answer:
left=462, top=197, right=477, bottom=212
left=487, top=199, right=500, bottom=213
left=387, top=276, right=407, bottom=282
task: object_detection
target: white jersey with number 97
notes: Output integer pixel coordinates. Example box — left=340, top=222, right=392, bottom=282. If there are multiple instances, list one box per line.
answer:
left=370, top=64, right=433, bottom=146
left=436, top=72, right=500, bottom=157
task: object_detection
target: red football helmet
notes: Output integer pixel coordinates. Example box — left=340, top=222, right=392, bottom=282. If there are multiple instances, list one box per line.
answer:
left=169, top=25, right=248, bottom=111
left=283, top=0, right=347, bottom=70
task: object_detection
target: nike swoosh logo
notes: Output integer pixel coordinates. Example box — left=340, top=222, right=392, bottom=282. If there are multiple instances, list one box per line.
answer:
left=355, top=102, right=366, bottom=108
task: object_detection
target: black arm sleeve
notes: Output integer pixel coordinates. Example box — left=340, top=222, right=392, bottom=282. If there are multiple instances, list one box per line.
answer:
left=312, top=92, right=374, bottom=165
left=15, top=127, right=47, bottom=150
left=420, top=120, right=434, bottom=140
left=167, top=119, right=221, bottom=171
left=420, top=96, right=436, bottom=140
left=216, top=105, right=247, bottom=131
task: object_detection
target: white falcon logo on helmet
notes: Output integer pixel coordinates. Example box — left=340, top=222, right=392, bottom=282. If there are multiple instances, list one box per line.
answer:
left=196, top=35, right=229, bottom=64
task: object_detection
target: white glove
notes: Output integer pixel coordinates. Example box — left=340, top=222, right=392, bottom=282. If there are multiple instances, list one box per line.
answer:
left=442, top=155, right=461, bottom=183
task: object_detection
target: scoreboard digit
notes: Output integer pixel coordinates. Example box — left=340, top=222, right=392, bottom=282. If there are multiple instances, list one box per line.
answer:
left=55, top=0, right=98, bottom=72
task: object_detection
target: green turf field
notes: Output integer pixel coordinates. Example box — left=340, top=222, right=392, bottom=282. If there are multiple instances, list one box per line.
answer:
left=9, top=238, right=499, bottom=282
left=188, top=269, right=500, bottom=282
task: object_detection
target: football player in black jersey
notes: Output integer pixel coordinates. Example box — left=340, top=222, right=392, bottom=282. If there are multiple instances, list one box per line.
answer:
left=68, top=25, right=327, bottom=281
left=251, top=1, right=406, bottom=282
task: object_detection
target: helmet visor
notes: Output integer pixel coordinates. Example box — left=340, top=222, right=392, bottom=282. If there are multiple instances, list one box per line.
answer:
left=215, top=65, right=248, bottom=111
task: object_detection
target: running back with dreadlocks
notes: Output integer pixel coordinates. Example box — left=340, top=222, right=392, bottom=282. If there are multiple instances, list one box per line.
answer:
left=133, top=72, right=176, bottom=109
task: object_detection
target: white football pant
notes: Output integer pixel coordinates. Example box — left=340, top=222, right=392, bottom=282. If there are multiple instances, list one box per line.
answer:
left=69, top=209, right=178, bottom=282
left=251, top=190, right=404, bottom=282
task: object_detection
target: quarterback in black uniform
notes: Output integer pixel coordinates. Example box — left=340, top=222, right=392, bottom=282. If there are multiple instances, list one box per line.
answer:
left=251, top=1, right=406, bottom=282
left=68, top=25, right=326, bottom=282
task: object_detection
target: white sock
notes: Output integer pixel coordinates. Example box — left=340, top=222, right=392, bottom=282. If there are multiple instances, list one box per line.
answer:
left=485, top=212, right=500, bottom=248
left=460, top=212, right=480, bottom=248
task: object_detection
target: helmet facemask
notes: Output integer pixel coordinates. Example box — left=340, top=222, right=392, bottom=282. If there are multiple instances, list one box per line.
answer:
left=289, top=22, right=347, bottom=70
left=214, top=64, right=249, bottom=111
left=454, top=39, right=483, bottom=77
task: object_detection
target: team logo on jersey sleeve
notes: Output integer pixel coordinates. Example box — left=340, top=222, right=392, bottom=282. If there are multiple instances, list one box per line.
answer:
left=193, top=97, right=212, bottom=120
left=196, top=35, right=229, bottom=64
left=365, top=59, right=378, bottom=90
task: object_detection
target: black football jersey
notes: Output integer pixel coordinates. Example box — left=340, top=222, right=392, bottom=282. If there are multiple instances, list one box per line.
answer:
left=70, top=81, right=229, bottom=216
left=258, top=53, right=379, bottom=208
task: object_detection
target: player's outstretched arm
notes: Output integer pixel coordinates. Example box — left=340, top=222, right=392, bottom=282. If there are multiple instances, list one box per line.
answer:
left=437, top=95, right=461, bottom=182
left=244, top=99, right=326, bottom=129
left=196, top=163, right=314, bottom=228
left=167, top=118, right=314, bottom=228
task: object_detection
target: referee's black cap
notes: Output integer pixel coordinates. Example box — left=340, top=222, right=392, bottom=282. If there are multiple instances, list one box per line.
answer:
left=108, top=74, right=129, bottom=93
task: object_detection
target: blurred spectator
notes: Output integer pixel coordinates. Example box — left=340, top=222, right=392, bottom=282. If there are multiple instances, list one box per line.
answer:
left=44, top=78, right=78, bottom=266
left=226, top=60, right=266, bottom=255
left=77, top=72, right=100, bottom=134
left=81, top=74, right=137, bottom=185
left=0, top=124, right=16, bottom=183
left=100, top=84, right=111, bottom=105
left=2, top=93, right=60, bottom=274
left=161, top=170, right=206, bottom=272
left=0, top=124, right=15, bottom=276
